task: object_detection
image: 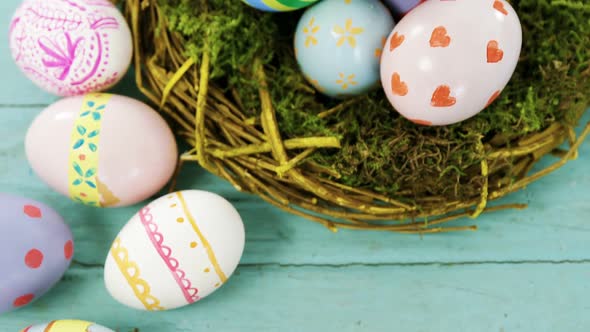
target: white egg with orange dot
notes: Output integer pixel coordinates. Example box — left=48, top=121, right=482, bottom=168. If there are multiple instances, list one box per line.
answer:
left=380, top=0, right=522, bottom=126
left=104, top=190, right=245, bottom=311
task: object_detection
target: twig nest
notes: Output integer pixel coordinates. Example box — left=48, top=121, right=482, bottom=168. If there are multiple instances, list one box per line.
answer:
left=124, top=0, right=590, bottom=232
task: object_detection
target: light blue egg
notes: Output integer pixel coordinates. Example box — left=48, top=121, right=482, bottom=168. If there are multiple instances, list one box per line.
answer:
left=294, top=0, right=395, bottom=98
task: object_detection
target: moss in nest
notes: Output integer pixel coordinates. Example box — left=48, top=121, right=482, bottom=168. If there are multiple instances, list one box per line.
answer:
left=161, top=0, right=590, bottom=199
left=159, top=0, right=279, bottom=78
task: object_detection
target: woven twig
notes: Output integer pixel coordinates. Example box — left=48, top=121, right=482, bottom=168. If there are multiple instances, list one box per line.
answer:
left=125, top=0, right=589, bottom=233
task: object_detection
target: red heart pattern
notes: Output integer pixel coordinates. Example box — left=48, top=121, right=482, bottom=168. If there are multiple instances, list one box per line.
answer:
left=391, top=73, right=408, bottom=96
left=430, top=26, right=451, bottom=48
left=493, top=1, right=508, bottom=15
left=431, top=85, right=456, bottom=107
left=487, top=40, right=504, bottom=63
left=389, top=32, right=404, bottom=52
left=381, top=0, right=519, bottom=126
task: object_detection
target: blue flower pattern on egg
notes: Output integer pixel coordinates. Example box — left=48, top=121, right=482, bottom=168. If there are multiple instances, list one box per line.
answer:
left=68, top=99, right=107, bottom=207
left=294, top=0, right=395, bottom=98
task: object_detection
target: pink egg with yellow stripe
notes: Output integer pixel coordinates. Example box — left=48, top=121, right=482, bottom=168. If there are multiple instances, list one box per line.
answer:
left=25, top=93, right=178, bottom=208
left=104, top=190, right=245, bottom=311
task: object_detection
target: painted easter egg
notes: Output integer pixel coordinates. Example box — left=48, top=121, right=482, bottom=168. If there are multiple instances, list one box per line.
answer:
left=104, top=190, right=245, bottom=311
left=380, top=0, right=522, bottom=126
left=25, top=93, right=177, bottom=208
left=241, top=0, right=319, bottom=12
left=294, top=0, right=395, bottom=98
left=382, top=0, right=425, bottom=18
left=0, top=194, right=73, bottom=314
left=9, top=0, right=132, bottom=96
left=20, top=320, right=114, bottom=332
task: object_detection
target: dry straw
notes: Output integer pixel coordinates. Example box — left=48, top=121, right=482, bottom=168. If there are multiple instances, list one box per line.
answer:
left=124, top=0, right=590, bottom=233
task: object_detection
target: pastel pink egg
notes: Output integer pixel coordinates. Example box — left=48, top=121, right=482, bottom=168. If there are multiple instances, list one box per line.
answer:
left=380, top=0, right=522, bottom=126
left=26, top=94, right=178, bottom=207
left=9, top=0, right=132, bottom=96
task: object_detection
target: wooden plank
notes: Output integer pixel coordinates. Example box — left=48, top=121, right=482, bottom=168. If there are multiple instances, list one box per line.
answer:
left=2, top=106, right=590, bottom=266
left=0, top=263, right=588, bottom=331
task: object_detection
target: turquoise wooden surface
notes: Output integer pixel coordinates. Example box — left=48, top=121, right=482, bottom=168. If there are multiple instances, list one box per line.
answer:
left=1, top=1, right=589, bottom=331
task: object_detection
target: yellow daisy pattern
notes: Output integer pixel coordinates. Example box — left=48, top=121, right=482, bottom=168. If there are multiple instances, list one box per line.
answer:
left=336, top=73, right=358, bottom=90
left=303, top=17, right=320, bottom=48
left=333, top=19, right=364, bottom=48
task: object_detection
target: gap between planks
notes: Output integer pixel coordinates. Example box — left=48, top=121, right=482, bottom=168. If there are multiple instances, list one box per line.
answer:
left=0, top=104, right=50, bottom=108
left=71, top=259, right=590, bottom=270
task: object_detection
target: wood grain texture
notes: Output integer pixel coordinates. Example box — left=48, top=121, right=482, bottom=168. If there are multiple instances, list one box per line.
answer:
left=1, top=0, right=589, bottom=330
left=1, top=264, right=590, bottom=332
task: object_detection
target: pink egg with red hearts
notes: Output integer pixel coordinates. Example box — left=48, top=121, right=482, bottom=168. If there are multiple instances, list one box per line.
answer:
left=0, top=194, right=73, bottom=314
left=380, top=0, right=522, bottom=126
left=8, top=0, right=132, bottom=96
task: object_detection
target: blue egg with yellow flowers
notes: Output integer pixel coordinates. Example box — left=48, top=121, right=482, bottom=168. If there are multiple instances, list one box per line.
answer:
left=294, top=0, right=395, bottom=98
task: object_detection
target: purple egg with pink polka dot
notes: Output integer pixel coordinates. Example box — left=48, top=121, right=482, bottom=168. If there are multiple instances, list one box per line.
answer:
left=0, top=193, right=73, bottom=314
left=8, top=0, right=133, bottom=96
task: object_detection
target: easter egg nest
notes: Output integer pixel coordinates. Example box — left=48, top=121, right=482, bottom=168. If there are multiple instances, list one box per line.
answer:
left=123, top=0, right=590, bottom=233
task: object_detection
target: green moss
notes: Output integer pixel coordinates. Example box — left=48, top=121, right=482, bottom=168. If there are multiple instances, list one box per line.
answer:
left=161, top=0, right=590, bottom=198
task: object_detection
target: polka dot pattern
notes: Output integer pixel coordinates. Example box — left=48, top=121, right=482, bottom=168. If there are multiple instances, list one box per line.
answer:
left=0, top=194, right=73, bottom=314
left=13, top=294, right=34, bottom=307
left=23, top=205, right=42, bottom=218
left=64, top=240, right=74, bottom=260
left=24, top=249, right=44, bottom=269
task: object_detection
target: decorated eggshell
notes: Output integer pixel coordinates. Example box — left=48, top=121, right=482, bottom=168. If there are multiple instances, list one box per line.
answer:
left=20, top=320, right=114, bottom=332
left=25, top=93, right=178, bottom=208
left=294, top=0, right=395, bottom=98
left=382, top=0, right=425, bottom=18
left=0, top=194, right=73, bottom=314
left=241, top=0, right=319, bottom=12
left=104, top=190, right=245, bottom=311
left=380, top=0, right=522, bottom=126
left=9, top=0, right=132, bottom=96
